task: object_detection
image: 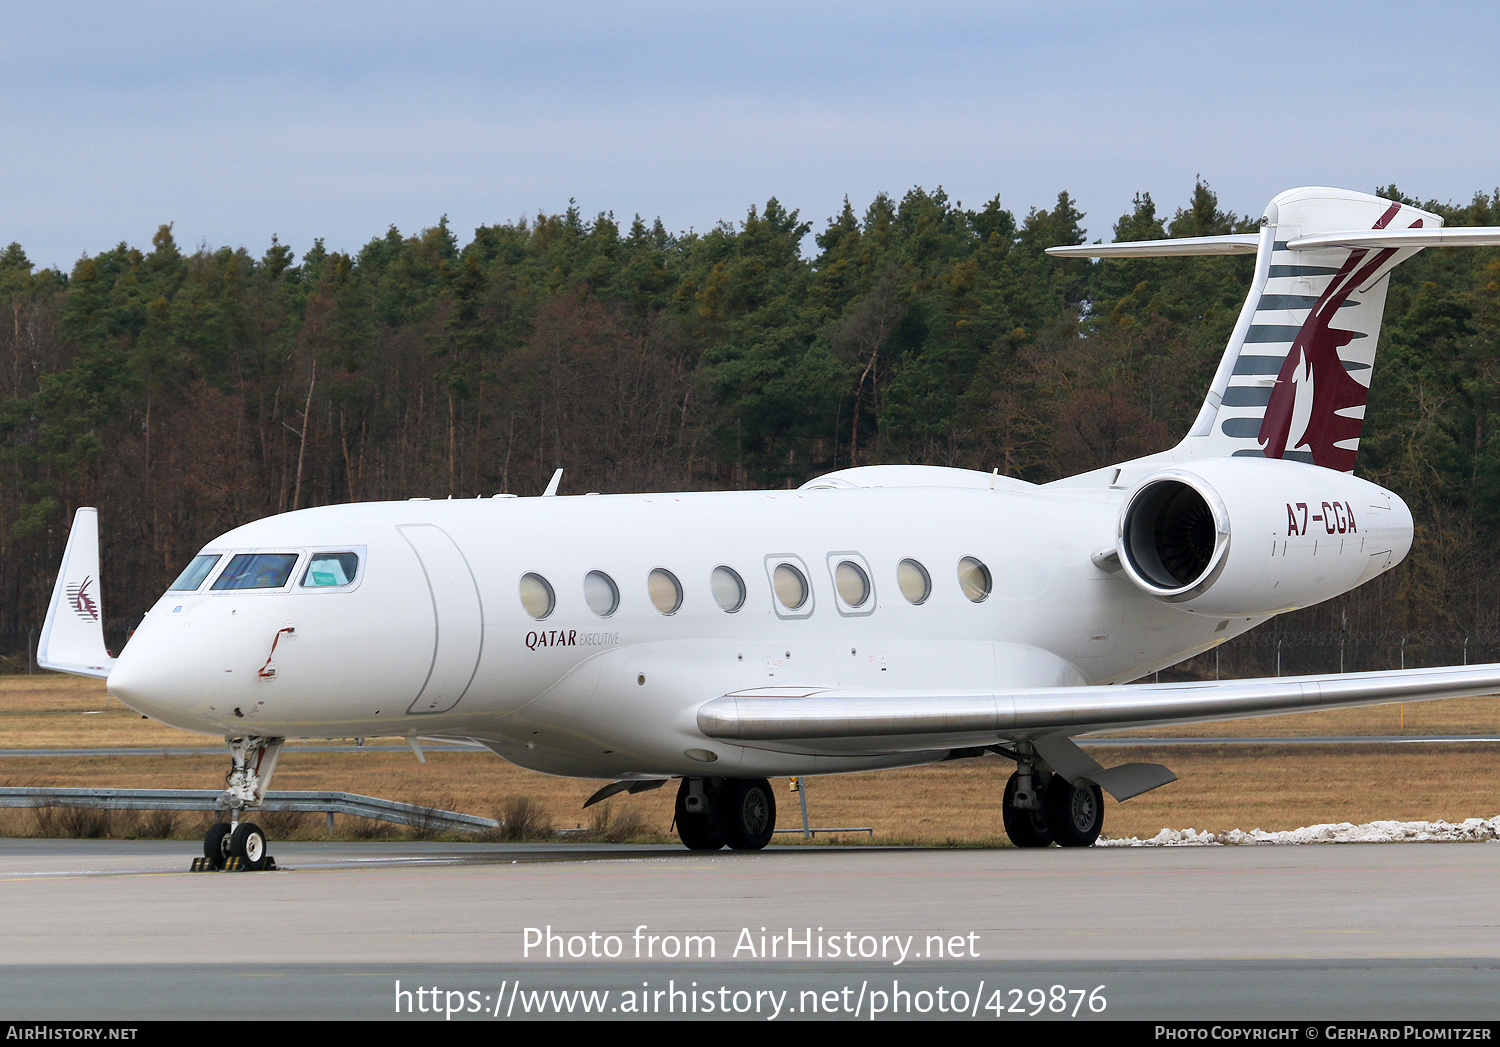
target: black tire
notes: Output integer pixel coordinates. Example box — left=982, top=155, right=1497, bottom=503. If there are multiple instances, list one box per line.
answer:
left=720, top=778, right=776, bottom=851
left=1043, top=773, right=1104, bottom=848
left=230, top=821, right=270, bottom=870
left=203, top=822, right=233, bottom=870
left=1001, top=772, right=1053, bottom=848
left=674, top=779, right=724, bottom=851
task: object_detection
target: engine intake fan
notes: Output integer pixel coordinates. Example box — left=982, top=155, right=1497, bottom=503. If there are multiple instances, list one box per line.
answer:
left=1118, top=470, right=1230, bottom=601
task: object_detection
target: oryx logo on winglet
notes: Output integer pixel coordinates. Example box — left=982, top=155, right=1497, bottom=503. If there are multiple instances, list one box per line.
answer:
left=67, top=576, right=99, bottom=622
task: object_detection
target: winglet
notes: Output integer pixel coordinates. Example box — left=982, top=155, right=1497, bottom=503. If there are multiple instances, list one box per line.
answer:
left=37, top=508, right=116, bottom=679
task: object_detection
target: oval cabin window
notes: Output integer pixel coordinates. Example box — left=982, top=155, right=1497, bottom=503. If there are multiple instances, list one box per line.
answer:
left=648, top=568, right=683, bottom=615
left=584, top=570, right=619, bottom=617
left=773, top=563, right=808, bottom=610
left=897, top=558, right=931, bottom=605
left=834, top=560, right=871, bottom=608
left=957, top=556, right=992, bottom=603
left=711, top=566, right=746, bottom=612
left=519, top=573, right=555, bottom=620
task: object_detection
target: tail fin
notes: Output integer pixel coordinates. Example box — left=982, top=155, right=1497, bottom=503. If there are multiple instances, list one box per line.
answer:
left=37, top=507, right=116, bottom=679
left=1186, top=187, right=1436, bottom=471
left=1050, top=187, right=1500, bottom=477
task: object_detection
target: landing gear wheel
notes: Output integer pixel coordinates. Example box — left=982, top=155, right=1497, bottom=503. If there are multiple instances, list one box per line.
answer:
left=1043, top=773, right=1104, bottom=848
left=720, top=778, right=776, bottom=851
left=203, top=822, right=232, bottom=870
left=1002, top=772, right=1053, bottom=848
left=230, top=821, right=270, bottom=870
left=674, top=780, right=724, bottom=851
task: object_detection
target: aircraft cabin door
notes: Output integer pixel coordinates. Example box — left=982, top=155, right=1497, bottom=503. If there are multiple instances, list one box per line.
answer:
left=398, top=523, right=484, bottom=715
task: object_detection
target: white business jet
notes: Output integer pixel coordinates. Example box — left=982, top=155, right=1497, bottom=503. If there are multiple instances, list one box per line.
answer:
left=36, top=187, right=1500, bottom=865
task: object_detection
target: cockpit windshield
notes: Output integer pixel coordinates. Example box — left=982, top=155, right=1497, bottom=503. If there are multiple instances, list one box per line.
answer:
left=211, top=553, right=300, bottom=590
left=168, top=554, right=221, bottom=592
left=301, top=552, right=359, bottom=587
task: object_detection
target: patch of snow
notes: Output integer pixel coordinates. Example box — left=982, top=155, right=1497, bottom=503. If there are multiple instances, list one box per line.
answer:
left=1097, top=816, right=1500, bottom=846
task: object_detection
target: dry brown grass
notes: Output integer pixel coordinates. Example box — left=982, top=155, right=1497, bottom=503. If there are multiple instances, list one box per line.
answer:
left=1083, top=743, right=1500, bottom=838
left=1, top=674, right=1497, bottom=845
left=0, top=674, right=207, bottom=750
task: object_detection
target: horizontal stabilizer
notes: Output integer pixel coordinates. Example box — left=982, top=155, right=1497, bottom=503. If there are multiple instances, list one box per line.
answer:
left=37, top=508, right=116, bottom=679
left=1285, top=227, right=1500, bottom=251
left=1049, top=227, right=1500, bottom=260
left=1046, top=233, right=1260, bottom=258
left=698, top=661, right=1500, bottom=753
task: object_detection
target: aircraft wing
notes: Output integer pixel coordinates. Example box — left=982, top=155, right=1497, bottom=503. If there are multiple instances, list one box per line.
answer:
left=697, top=662, right=1500, bottom=753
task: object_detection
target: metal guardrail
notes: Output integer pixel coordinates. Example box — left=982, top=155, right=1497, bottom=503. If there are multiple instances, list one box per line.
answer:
left=0, top=787, right=498, bottom=834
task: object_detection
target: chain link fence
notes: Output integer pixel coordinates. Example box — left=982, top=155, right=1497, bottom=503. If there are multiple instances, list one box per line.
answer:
left=1166, top=629, right=1500, bottom=682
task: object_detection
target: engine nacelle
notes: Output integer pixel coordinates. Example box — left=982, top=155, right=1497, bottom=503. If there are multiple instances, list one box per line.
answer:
left=1115, top=458, right=1413, bottom=616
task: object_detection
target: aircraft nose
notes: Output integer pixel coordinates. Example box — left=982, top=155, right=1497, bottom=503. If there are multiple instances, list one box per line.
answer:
left=107, top=613, right=228, bottom=731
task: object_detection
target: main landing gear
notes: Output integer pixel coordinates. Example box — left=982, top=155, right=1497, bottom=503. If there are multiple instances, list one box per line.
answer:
left=1001, top=752, right=1105, bottom=849
left=674, top=777, right=777, bottom=851
left=193, top=734, right=284, bottom=872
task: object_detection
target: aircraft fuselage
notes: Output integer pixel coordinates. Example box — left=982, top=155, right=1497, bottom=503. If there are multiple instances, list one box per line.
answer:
left=105, top=473, right=1401, bottom=780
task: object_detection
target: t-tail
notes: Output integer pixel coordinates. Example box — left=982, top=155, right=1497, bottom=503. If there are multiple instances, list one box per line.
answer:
left=1048, top=186, right=1500, bottom=484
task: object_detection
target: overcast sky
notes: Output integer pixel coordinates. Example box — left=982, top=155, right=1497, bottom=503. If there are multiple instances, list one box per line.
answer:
left=4, top=1, right=1498, bottom=271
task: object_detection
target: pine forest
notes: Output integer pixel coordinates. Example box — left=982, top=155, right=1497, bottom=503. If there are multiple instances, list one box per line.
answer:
left=3, top=182, right=1498, bottom=678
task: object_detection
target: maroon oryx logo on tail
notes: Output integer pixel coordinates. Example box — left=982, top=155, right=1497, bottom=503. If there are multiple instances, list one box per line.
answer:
left=1258, top=202, right=1419, bottom=472
left=67, top=576, right=99, bottom=621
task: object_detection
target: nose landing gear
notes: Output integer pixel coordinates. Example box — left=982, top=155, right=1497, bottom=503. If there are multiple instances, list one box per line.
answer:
left=192, top=735, right=283, bottom=871
left=202, top=821, right=233, bottom=870
left=230, top=821, right=270, bottom=869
